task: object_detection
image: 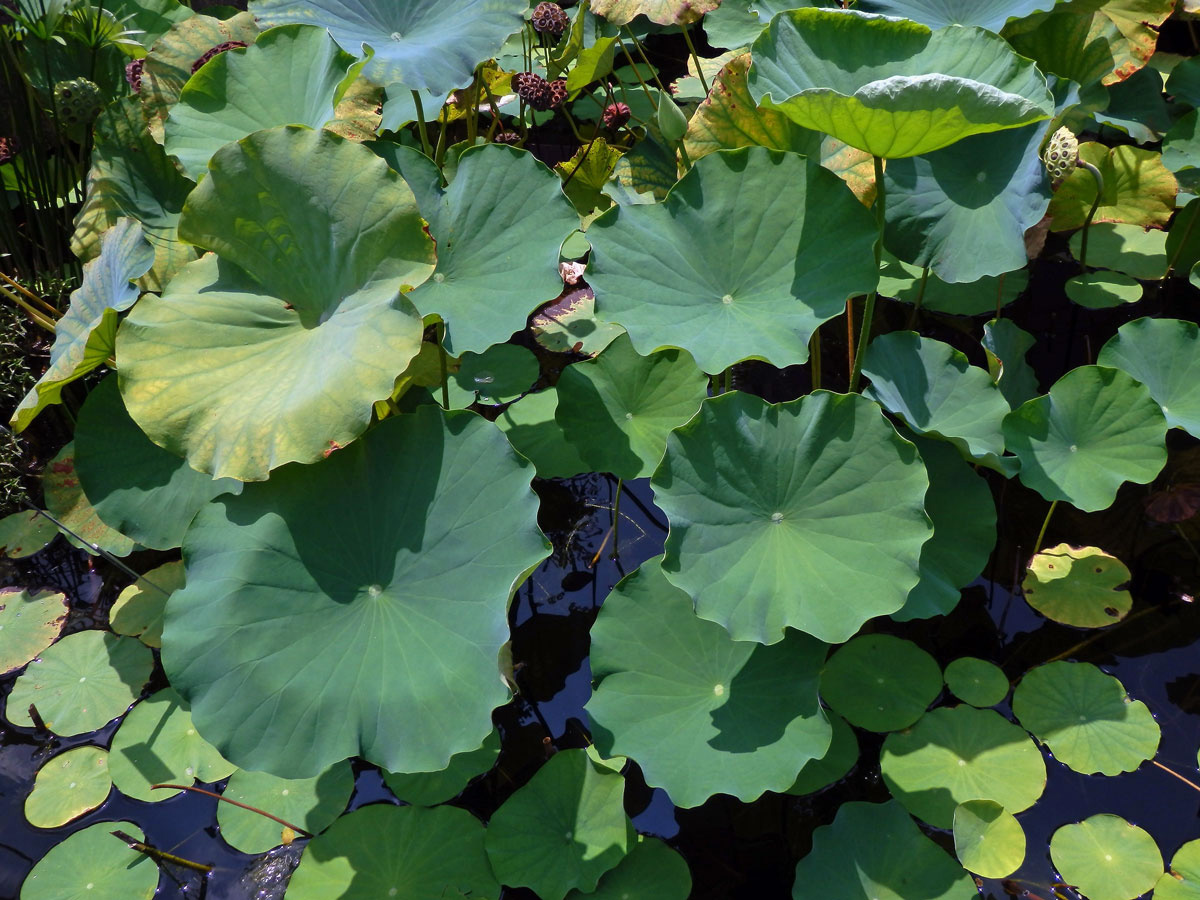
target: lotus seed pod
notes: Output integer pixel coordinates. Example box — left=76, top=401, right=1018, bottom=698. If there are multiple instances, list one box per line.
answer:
left=191, top=40, right=247, bottom=74
left=494, top=131, right=522, bottom=145
left=532, top=2, right=569, bottom=36
left=52, top=78, right=102, bottom=126
left=1043, top=126, right=1079, bottom=185
left=125, top=58, right=144, bottom=93
left=602, top=102, right=631, bottom=130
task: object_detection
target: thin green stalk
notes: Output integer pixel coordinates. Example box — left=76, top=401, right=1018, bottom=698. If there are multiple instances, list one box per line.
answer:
left=679, top=23, right=708, bottom=94
left=0, top=271, right=59, bottom=318
left=466, top=70, right=479, bottom=144
left=615, top=38, right=656, bottom=108
left=848, top=155, right=886, bottom=393
left=433, top=112, right=448, bottom=168
left=437, top=323, right=450, bottom=409
left=1033, top=499, right=1058, bottom=552
left=110, top=831, right=212, bottom=874
left=1076, top=160, right=1104, bottom=272
left=995, top=271, right=1007, bottom=320
left=623, top=28, right=669, bottom=95
left=905, top=267, right=929, bottom=329
left=411, top=90, right=434, bottom=158
left=809, top=329, right=822, bottom=390
left=0, top=283, right=56, bottom=333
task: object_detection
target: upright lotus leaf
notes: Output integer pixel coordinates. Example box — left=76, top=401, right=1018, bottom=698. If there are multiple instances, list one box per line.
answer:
left=1156, top=840, right=1200, bottom=900
left=879, top=253, right=1029, bottom=315
left=283, top=804, right=500, bottom=900
left=983, top=318, right=1040, bottom=410
left=1047, top=143, right=1176, bottom=232
left=588, top=147, right=879, bottom=375
left=24, top=746, right=111, bottom=828
left=445, top=343, right=539, bottom=408
left=855, top=0, right=1056, bottom=31
left=118, top=126, right=434, bottom=481
left=953, top=800, right=1026, bottom=879
left=563, top=837, right=692, bottom=900
left=43, top=444, right=136, bottom=557
left=586, top=561, right=832, bottom=808
left=218, top=761, right=355, bottom=853
left=1012, top=660, right=1160, bottom=775
left=6, top=631, right=153, bottom=734
left=250, top=0, right=524, bottom=95
left=1050, top=815, right=1163, bottom=900
left=0, top=512, right=58, bottom=559
left=944, top=658, right=1009, bottom=707
left=792, top=800, right=977, bottom=900
left=654, top=391, right=932, bottom=644
left=384, top=728, right=501, bottom=806
left=11, top=218, right=153, bottom=431
left=786, top=712, right=859, bottom=795
left=1002, top=366, right=1168, bottom=512
left=164, top=25, right=368, bottom=181
left=1022, top=544, right=1133, bottom=627
left=880, top=705, right=1048, bottom=828
left=19, top=821, right=157, bottom=900
left=496, top=389, right=590, bottom=479
left=555, top=335, right=709, bottom=480
left=819, top=634, right=942, bottom=732
left=589, top=0, right=717, bottom=25
left=747, top=9, right=1053, bottom=159
left=109, top=560, right=182, bottom=648
left=1098, top=318, right=1200, bottom=438
left=0, top=588, right=67, bottom=674
left=161, top=406, right=547, bottom=777
left=882, top=123, right=1051, bottom=283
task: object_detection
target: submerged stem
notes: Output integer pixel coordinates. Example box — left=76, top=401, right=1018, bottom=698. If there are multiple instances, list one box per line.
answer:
left=110, top=831, right=212, bottom=874
left=848, top=155, right=886, bottom=392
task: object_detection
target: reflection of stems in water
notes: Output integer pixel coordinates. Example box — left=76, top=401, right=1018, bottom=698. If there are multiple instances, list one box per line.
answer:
left=1151, top=760, right=1200, bottom=793
left=1033, top=500, right=1058, bottom=552
left=150, top=783, right=313, bottom=837
left=110, top=830, right=212, bottom=874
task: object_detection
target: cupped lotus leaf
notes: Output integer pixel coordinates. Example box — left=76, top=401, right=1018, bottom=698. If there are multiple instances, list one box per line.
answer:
left=384, top=728, right=501, bottom=806
left=586, top=560, right=832, bottom=808
left=747, top=9, right=1053, bottom=159
left=819, top=634, right=941, bottom=732
left=0, top=512, right=58, bottom=559
left=445, top=343, right=539, bottom=408
left=1098, top=318, right=1200, bottom=438
left=161, top=406, right=547, bottom=777
left=1156, top=840, right=1200, bottom=900
left=952, top=800, right=1026, bottom=878
left=285, top=803, right=500, bottom=900
left=556, top=335, right=709, bottom=480
left=589, top=0, right=717, bottom=25
left=792, top=800, right=977, bottom=900
left=6, top=631, right=153, bottom=735
left=588, top=147, right=879, bottom=375
left=117, top=125, right=434, bottom=481
left=880, top=705, right=1047, bottom=828
left=1068, top=223, right=1168, bottom=279
left=879, top=253, right=1029, bottom=316
left=1002, top=365, right=1168, bottom=512
left=563, top=836, right=692, bottom=900
left=1064, top=271, right=1143, bottom=309
left=654, top=391, right=932, bottom=644
left=882, top=122, right=1051, bottom=283
left=944, top=657, right=1009, bottom=707
left=786, top=712, right=859, bottom=795
left=0, top=588, right=67, bottom=675
left=19, top=821, right=156, bottom=900
left=1022, top=543, right=1132, bottom=627
left=1012, top=660, right=1160, bottom=775
left=530, top=284, right=625, bottom=357
left=496, top=389, right=590, bottom=479
left=218, top=761, right=355, bottom=853
left=983, top=318, right=1039, bottom=411
left=109, top=561, right=182, bottom=648
left=11, top=218, right=153, bottom=431
left=42, top=444, right=136, bottom=557
left=1050, top=815, right=1163, bottom=900
left=486, top=749, right=630, bottom=900
left=855, top=0, right=1056, bottom=31
left=24, top=746, right=111, bottom=829
left=1047, top=143, right=1176, bottom=232
left=250, top=0, right=524, bottom=96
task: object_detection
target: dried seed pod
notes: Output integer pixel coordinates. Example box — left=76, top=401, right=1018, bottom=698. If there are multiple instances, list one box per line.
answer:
left=191, top=40, right=247, bottom=74
left=532, top=2, right=569, bottom=37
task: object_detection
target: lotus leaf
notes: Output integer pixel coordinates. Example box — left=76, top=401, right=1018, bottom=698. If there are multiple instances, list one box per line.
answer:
left=792, top=800, right=977, bottom=900
left=42, top=444, right=136, bottom=557
left=218, top=761, right=355, bottom=853
left=285, top=803, right=501, bottom=900
left=856, top=0, right=1056, bottom=31
left=1064, top=271, right=1143, bottom=309
left=820, top=634, right=941, bottom=732
left=1003, top=365, right=1168, bottom=512
left=1047, top=143, right=1176, bottom=232
left=590, top=147, right=878, bottom=376
left=378, top=84, right=451, bottom=132
left=0, top=512, right=58, bottom=559
left=1166, top=200, right=1200, bottom=275
left=24, top=746, right=111, bottom=829
left=944, top=657, right=1009, bottom=707
left=747, top=9, right=1053, bottom=159
left=983, top=318, right=1039, bottom=410
left=19, top=821, right=156, bottom=900
left=1050, top=815, right=1163, bottom=900
left=485, top=748, right=630, bottom=900
left=0, top=588, right=67, bottom=674
left=654, top=390, right=932, bottom=643
left=161, top=405, right=547, bottom=777
left=562, top=836, right=691, bottom=900
left=7, top=630, right=153, bottom=734
left=445, top=343, right=539, bottom=408
left=530, top=285, right=624, bottom=357
left=952, top=799, right=1026, bottom=878
left=496, top=389, right=590, bottom=479
left=703, top=0, right=815, bottom=52
left=1156, top=839, right=1200, bottom=900
left=589, top=0, right=717, bottom=25
left=109, top=561, right=181, bottom=648
left=1098, top=318, right=1200, bottom=438
left=1022, top=543, right=1132, bottom=627
left=384, top=727, right=501, bottom=806
left=1068, top=223, right=1168, bottom=279
left=1164, top=110, right=1200, bottom=174
left=786, top=712, right=859, bottom=796
left=879, top=253, right=1029, bottom=316
left=587, top=560, right=832, bottom=808
left=117, top=125, right=434, bottom=480
left=1012, top=660, right=1160, bottom=775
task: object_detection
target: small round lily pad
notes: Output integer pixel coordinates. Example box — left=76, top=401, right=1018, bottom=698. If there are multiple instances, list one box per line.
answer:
left=1065, top=271, right=1142, bottom=309
left=1155, top=839, right=1200, bottom=900
left=218, top=760, right=355, bottom=854
left=820, top=634, right=942, bottom=732
left=384, top=728, right=501, bottom=806
left=944, top=657, right=1009, bottom=707
left=1050, top=814, right=1163, bottom=900
left=109, top=560, right=183, bottom=648
left=24, top=746, right=112, bottom=829
left=953, top=799, right=1026, bottom=878
left=1022, top=544, right=1132, bottom=627
left=445, top=343, right=539, bottom=408
left=0, top=588, right=67, bottom=675
left=0, top=510, right=58, bottom=559
left=21, top=821, right=157, bottom=900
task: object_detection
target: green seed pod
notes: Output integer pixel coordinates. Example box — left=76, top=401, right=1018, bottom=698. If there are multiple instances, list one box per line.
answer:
left=1043, top=126, right=1079, bottom=185
left=53, top=77, right=102, bottom=127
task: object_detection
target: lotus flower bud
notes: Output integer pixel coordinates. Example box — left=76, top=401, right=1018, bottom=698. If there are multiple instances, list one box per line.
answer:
left=1043, top=126, right=1079, bottom=185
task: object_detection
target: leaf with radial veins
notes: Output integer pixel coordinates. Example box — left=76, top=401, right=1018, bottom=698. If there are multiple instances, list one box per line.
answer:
left=384, top=728, right=501, bottom=806
left=161, top=406, right=547, bottom=777
left=1022, top=543, right=1132, bottom=627
left=983, top=318, right=1039, bottom=410
left=586, top=560, right=832, bottom=808
left=117, top=125, right=434, bottom=481
left=953, top=800, right=1026, bottom=879
left=1050, top=815, right=1163, bottom=900
left=653, top=391, right=932, bottom=644
left=747, top=8, right=1053, bottom=159
left=218, top=761, right=355, bottom=853
left=879, top=254, right=1028, bottom=316
left=819, top=634, right=941, bottom=731
left=855, top=0, right=1056, bottom=31
left=20, top=822, right=157, bottom=900
left=703, top=0, right=820, bottom=52
left=42, top=444, right=136, bottom=557
left=24, top=746, right=112, bottom=829
left=1098, top=318, right=1200, bottom=439
left=0, top=588, right=67, bottom=674
left=1047, top=143, right=1176, bottom=232
left=588, top=147, right=878, bottom=375
left=1155, top=840, right=1200, bottom=900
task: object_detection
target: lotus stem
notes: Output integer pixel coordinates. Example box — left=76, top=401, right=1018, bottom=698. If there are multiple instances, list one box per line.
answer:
left=437, top=323, right=450, bottom=409
left=905, top=266, right=929, bottom=330
left=615, top=37, right=656, bottom=109
left=0, top=270, right=59, bottom=318
left=150, top=783, right=313, bottom=837
left=809, top=329, right=821, bottom=390
left=1076, top=160, right=1103, bottom=272
left=411, top=90, right=434, bottom=159
left=679, top=24, right=708, bottom=95
left=995, top=271, right=1007, bottom=320
left=623, top=28, right=669, bottom=95
left=848, top=155, right=886, bottom=393
left=110, top=830, right=212, bottom=874
left=0, top=282, right=57, bottom=333
left=1150, top=760, right=1200, bottom=794
left=1033, top=500, right=1057, bottom=551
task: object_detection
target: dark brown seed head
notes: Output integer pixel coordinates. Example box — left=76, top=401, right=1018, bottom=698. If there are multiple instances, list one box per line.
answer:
left=125, top=58, right=144, bottom=93
left=191, top=40, right=247, bottom=74
left=602, top=101, right=631, bottom=130
left=532, top=2, right=569, bottom=36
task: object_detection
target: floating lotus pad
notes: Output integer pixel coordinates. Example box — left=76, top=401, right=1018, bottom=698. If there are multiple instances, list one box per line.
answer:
left=563, top=836, right=692, bottom=900
left=384, top=728, right=501, bottom=806
left=0, top=588, right=67, bottom=675
left=496, top=389, right=589, bottom=479
left=42, top=443, right=136, bottom=557
left=445, top=344, right=539, bottom=408
left=1098, top=318, right=1200, bottom=439
left=1022, top=544, right=1133, bottom=628
left=109, top=560, right=182, bottom=649
left=1156, top=839, right=1200, bottom=900
left=218, top=761, right=355, bottom=853
left=24, top=746, right=111, bottom=829
left=953, top=799, right=1026, bottom=879
left=944, top=657, right=1009, bottom=707
left=0, top=511, right=58, bottom=559
left=162, top=405, right=547, bottom=777
left=654, top=391, right=932, bottom=644
left=587, top=560, right=832, bottom=808
left=1067, top=224, right=1168, bottom=280
left=786, top=712, right=859, bottom=796
left=879, top=254, right=1029, bottom=316
left=1064, top=272, right=1143, bottom=309
left=819, top=634, right=941, bottom=732
left=1050, top=815, right=1163, bottom=900
left=19, top=821, right=157, bottom=900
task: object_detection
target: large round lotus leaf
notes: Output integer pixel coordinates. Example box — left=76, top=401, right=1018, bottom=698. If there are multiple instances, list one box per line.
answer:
left=486, top=749, right=630, bottom=900
left=654, top=390, right=932, bottom=644
left=556, top=335, right=709, bottom=481
left=880, top=705, right=1047, bottom=828
left=1156, top=839, right=1200, bottom=900
left=1098, top=318, right=1200, bottom=438
left=0, top=511, right=58, bottom=559
left=20, top=821, right=156, bottom=900
left=563, top=836, right=692, bottom=900
left=1002, top=366, right=1169, bottom=513
left=983, top=318, right=1039, bottom=411
left=161, top=406, right=546, bottom=777
left=1022, top=544, right=1132, bottom=628
left=218, top=760, right=354, bottom=853
left=1050, top=815, right=1163, bottom=900
left=6, top=631, right=153, bottom=735
left=944, top=657, right=1009, bottom=707
left=117, top=125, right=434, bottom=481
left=792, top=800, right=977, bottom=900
left=587, top=560, right=832, bottom=808
left=0, top=588, right=67, bottom=675
left=164, top=25, right=367, bottom=182
left=855, top=0, right=1055, bottom=31
left=1046, top=143, right=1176, bottom=232
left=786, top=712, right=859, bottom=795
left=879, top=253, right=1028, bottom=316
left=285, top=804, right=500, bottom=900
left=384, top=727, right=501, bottom=806
left=1012, top=661, right=1160, bottom=775
left=24, top=746, right=111, bottom=829
left=496, top=388, right=589, bottom=479
left=952, top=799, right=1025, bottom=879
left=820, top=634, right=941, bottom=732
left=43, top=444, right=136, bottom=557
left=108, top=688, right=236, bottom=801
left=445, top=343, right=538, bottom=408
left=109, top=561, right=183, bottom=649
left=882, top=123, right=1050, bottom=283
left=747, top=9, right=1053, bottom=159
left=587, top=147, right=879, bottom=375
left=1064, top=271, right=1143, bottom=310
left=250, top=0, right=523, bottom=96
